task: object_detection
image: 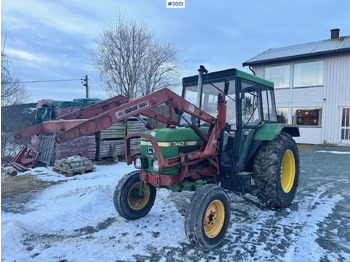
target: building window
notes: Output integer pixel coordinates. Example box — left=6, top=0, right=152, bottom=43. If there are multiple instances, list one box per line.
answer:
left=277, top=108, right=289, bottom=123
left=341, top=108, right=350, bottom=140
left=294, top=61, right=323, bottom=87
left=293, top=108, right=322, bottom=126
left=265, top=65, right=290, bottom=89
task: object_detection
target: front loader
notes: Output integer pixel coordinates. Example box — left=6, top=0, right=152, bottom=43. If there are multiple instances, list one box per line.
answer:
left=15, top=66, right=300, bottom=250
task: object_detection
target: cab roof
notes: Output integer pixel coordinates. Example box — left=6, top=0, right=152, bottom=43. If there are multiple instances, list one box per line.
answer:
left=182, top=68, right=274, bottom=88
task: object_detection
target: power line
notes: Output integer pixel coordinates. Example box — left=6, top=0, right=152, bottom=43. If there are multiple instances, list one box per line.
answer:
left=3, top=78, right=83, bottom=84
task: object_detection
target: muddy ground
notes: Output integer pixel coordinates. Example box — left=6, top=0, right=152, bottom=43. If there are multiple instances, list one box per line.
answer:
left=1, top=171, right=56, bottom=198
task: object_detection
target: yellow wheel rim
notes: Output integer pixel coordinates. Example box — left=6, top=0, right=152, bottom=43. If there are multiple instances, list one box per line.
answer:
left=203, top=200, right=225, bottom=238
left=127, top=182, right=150, bottom=210
left=280, top=149, right=296, bottom=193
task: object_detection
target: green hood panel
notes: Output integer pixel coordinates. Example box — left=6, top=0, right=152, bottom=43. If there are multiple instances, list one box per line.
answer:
left=141, top=127, right=209, bottom=142
left=140, top=127, right=209, bottom=175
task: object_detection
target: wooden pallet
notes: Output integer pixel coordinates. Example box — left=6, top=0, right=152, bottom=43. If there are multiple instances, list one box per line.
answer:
left=37, top=133, right=56, bottom=165
left=52, top=167, right=96, bottom=177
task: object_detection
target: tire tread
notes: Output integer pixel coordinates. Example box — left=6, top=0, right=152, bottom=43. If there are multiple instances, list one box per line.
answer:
left=253, top=132, right=300, bottom=209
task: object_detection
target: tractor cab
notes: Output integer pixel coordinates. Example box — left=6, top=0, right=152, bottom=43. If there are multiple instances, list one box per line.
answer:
left=182, top=67, right=278, bottom=175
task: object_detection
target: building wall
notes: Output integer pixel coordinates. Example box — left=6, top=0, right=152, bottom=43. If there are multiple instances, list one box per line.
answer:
left=323, top=54, right=350, bottom=145
left=251, top=53, right=350, bottom=145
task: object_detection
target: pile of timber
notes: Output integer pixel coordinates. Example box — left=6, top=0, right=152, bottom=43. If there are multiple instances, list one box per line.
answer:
left=127, top=118, right=147, bottom=154
left=95, top=117, right=147, bottom=160
left=95, top=121, right=126, bottom=160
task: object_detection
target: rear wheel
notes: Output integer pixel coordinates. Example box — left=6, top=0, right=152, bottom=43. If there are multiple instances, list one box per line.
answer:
left=253, top=132, right=300, bottom=209
left=185, top=184, right=231, bottom=250
left=114, top=171, right=156, bottom=220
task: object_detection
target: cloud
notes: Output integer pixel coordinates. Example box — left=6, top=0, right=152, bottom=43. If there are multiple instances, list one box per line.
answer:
left=1, top=16, right=34, bottom=31
left=7, top=48, right=49, bottom=64
left=2, top=0, right=350, bottom=104
left=2, top=0, right=103, bottom=37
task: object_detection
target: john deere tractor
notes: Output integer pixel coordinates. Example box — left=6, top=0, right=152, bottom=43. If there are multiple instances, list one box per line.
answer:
left=113, top=66, right=300, bottom=250
left=15, top=66, right=300, bottom=250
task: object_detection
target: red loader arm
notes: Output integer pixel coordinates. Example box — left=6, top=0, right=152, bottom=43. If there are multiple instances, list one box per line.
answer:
left=14, top=88, right=218, bottom=143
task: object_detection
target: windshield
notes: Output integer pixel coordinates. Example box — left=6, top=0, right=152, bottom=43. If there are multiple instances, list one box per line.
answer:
left=182, top=80, right=236, bottom=125
left=181, top=68, right=277, bottom=128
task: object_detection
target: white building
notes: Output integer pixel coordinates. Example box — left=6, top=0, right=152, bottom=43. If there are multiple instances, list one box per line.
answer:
left=243, top=29, right=350, bottom=145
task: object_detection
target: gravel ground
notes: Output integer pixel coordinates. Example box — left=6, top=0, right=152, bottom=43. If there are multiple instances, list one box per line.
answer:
left=2, top=145, right=350, bottom=261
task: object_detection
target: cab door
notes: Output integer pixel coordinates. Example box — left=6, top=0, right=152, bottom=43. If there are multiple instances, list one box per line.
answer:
left=234, top=83, right=262, bottom=172
left=220, top=78, right=263, bottom=174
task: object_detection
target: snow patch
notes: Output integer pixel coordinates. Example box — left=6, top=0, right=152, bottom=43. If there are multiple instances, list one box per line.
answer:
left=2, top=162, right=348, bottom=261
left=316, top=150, right=350, bottom=155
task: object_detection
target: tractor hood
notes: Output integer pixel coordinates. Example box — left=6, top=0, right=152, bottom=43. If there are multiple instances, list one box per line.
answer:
left=141, top=126, right=208, bottom=144
left=139, top=126, right=209, bottom=175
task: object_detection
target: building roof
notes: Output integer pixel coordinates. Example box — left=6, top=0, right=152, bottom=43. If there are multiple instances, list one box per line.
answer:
left=243, top=35, right=350, bottom=67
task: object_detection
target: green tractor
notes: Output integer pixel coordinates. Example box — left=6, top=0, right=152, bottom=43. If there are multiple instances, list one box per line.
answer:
left=113, top=66, right=300, bottom=250
left=14, top=65, right=300, bottom=250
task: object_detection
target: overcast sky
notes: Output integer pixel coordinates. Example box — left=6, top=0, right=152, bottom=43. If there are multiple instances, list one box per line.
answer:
left=2, top=0, right=350, bottom=103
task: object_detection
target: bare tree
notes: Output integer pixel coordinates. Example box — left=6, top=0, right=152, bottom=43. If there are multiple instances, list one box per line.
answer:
left=1, top=40, right=31, bottom=163
left=1, top=40, right=30, bottom=106
left=92, top=16, right=181, bottom=98
left=1, top=103, right=35, bottom=164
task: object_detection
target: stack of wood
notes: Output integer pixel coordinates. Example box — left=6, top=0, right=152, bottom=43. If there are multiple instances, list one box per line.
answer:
left=127, top=118, right=147, bottom=154
left=95, top=121, right=126, bottom=160
left=95, top=117, right=147, bottom=160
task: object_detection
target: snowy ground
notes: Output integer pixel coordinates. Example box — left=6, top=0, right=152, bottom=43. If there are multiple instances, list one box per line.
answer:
left=2, top=147, right=350, bottom=261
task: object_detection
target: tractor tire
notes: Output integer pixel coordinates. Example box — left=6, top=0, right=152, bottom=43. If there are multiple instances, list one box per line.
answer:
left=253, top=132, right=300, bottom=209
left=185, top=184, right=231, bottom=250
left=113, top=171, right=156, bottom=220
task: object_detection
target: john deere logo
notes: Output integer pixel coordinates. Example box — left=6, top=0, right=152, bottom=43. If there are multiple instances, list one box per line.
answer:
left=147, top=147, right=154, bottom=157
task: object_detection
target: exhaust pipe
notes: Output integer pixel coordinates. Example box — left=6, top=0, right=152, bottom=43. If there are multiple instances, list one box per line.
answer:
left=197, top=65, right=208, bottom=109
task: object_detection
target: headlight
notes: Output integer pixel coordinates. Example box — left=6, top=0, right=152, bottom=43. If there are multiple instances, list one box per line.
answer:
left=134, top=157, right=142, bottom=169
left=152, top=160, right=159, bottom=172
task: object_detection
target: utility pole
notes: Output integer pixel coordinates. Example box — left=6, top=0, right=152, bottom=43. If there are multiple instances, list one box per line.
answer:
left=82, top=75, right=89, bottom=98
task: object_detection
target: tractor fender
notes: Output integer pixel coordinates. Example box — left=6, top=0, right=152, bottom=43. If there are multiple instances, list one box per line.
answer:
left=254, top=123, right=300, bottom=141
left=245, top=123, right=299, bottom=169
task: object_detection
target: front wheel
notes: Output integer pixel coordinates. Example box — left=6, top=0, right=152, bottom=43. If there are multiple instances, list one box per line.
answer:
left=185, top=184, right=231, bottom=250
left=114, top=171, right=156, bottom=220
